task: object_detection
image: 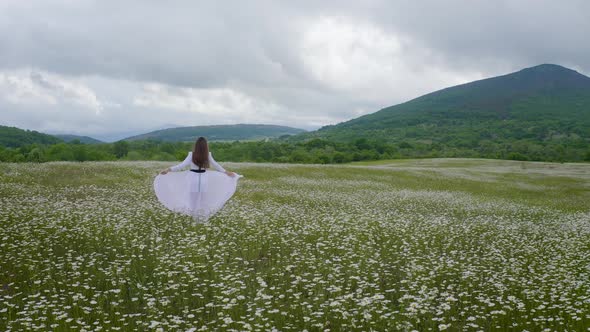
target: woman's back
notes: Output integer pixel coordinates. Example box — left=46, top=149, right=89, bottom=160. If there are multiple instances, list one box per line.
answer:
left=170, top=151, right=226, bottom=172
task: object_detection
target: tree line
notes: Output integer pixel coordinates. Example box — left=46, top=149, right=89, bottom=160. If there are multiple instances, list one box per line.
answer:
left=1, top=137, right=589, bottom=164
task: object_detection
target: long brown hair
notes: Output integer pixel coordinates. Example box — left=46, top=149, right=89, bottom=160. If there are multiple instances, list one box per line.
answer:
left=192, top=137, right=210, bottom=169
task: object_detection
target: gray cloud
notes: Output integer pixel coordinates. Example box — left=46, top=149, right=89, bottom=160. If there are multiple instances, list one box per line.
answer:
left=1, top=0, right=589, bottom=140
left=0, top=1, right=315, bottom=88
left=366, top=1, right=590, bottom=74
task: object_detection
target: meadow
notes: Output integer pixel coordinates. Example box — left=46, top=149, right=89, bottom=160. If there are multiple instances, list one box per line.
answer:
left=1, top=159, right=589, bottom=331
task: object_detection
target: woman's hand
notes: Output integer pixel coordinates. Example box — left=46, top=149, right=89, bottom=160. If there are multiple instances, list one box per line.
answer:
left=160, top=168, right=171, bottom=175
left=225, top=171, right=236, bottom=177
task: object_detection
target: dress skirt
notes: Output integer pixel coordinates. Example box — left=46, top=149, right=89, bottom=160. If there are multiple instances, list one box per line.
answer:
left=154, top=170, right=242, bottom=220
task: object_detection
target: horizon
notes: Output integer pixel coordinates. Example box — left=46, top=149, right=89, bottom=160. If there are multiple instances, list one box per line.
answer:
left=3, top=62, right=589, bottom=142
left=1, top=1, right=590, bottom=141
left=60, top=63, right=590, bottom=142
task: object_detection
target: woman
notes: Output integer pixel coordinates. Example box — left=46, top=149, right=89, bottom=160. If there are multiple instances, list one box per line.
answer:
left=154, top=137, right=240, bottom=222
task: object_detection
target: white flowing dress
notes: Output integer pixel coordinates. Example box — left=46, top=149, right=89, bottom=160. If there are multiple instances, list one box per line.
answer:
left=154, top=152, right=241, bottom=220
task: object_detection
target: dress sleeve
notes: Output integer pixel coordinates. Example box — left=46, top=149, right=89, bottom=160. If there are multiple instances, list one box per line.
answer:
left=170, top=152, right=192, bottom=172
left=208, top=152, right=226, bottom=172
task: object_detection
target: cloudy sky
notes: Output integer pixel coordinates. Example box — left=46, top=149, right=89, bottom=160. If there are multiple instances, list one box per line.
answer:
left=1, top=0, right=589, bottom=141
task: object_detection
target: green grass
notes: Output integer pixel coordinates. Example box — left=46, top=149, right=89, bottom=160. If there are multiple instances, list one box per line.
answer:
left=1, top=159, right=589, bottom=331
left=350, top=158, right=590, bottom=212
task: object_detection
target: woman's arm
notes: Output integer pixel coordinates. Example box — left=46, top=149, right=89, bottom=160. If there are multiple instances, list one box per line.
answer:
left=161, top=152, right=191, bottom=174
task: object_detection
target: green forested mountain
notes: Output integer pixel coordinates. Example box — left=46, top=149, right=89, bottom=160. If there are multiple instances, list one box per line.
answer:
left=123, top=124, right=305, bottom=142
left=55, top=134, right=103, bottom=144
left=0, top=125, right=63, bottom=148
left=298, top=64, right=590, bottom=160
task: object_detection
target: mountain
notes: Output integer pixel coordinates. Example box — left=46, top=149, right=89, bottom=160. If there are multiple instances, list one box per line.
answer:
left=54, top=134, right=103, bottom=144
left=58, top=135, right=103, bottom=144
left=0, top=125, right=63, bottom=148
left=123, top=124, right=306, bottom=142
left=300, top=64, right=590, bottom=154
left=93, top=124, right=184, bottom=142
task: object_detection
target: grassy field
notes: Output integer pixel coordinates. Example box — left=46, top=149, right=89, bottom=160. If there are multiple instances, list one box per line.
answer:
left=1, top=159, right=589, bottom=331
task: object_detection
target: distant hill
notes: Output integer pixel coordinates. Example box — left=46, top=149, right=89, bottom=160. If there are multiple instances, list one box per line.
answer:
left=123, top=124, right=306, bottom=142
left=55, top=134, right=103, bottom=144
left=298, top=64, right=590, bottom=158
left=0, top=125, right=63, bottom=148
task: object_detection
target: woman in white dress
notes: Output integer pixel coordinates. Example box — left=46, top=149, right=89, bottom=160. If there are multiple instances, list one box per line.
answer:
left=154, top=137, right=241, bottom=222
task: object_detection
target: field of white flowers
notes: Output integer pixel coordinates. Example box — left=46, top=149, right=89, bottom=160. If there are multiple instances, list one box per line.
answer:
left=1, top=159, right=589, bottom=331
